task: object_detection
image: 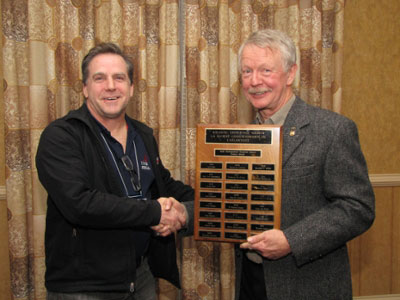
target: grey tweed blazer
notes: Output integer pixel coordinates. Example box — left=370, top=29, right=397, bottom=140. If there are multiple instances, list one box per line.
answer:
left=235, top=97, right=375, bottom=300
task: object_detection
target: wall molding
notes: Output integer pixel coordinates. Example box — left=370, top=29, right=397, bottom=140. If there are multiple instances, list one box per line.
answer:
left=354, top=295, right=400, bottom=300
left=370, top=173, right=400, bottom=187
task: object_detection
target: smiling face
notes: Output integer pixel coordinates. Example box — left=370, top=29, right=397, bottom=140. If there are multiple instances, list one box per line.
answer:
left=240, top=44, right=297, bottom=119
left=83, top=53, right=134, bottom=123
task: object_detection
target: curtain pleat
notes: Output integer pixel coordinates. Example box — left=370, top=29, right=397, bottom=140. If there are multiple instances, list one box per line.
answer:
left=180, top=1, right=344, bottom=299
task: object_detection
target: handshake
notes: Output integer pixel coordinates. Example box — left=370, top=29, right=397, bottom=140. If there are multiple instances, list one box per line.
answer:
left=151, top=197, right=188, bottom=237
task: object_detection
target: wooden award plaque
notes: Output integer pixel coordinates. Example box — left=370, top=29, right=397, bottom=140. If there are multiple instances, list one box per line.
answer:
left=194, top=124, right=282, bottom=243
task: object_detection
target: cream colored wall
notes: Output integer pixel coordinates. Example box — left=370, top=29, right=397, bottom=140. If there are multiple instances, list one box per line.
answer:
left=343, top=0, right=400, bottom=297
left=342, top=0, right=400, bottom=174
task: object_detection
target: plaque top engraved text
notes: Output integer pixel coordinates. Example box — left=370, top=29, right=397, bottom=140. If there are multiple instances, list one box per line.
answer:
left=206, top=129, right=272, bottom=144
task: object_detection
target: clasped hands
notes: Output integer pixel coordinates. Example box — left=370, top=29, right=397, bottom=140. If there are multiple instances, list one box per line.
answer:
left=151, top=197, right=187, bottom=237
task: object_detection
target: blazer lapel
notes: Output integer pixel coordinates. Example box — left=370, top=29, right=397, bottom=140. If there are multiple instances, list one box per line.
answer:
left=282, top=98, right=311, bottom=167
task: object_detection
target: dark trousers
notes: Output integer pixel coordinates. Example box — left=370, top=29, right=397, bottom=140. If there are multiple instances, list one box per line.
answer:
left=47, top=258, right=157, bottom=300
left=239, top=254, right=268, bottom=300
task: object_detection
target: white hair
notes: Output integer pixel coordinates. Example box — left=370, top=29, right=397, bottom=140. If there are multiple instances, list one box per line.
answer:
left=238, top=29, right=297, bottom=73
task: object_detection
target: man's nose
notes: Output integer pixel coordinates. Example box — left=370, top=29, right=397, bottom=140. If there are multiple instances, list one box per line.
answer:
left=250, top=72, right=262, bottom=85
left=106, top=77, right=116, bottom=89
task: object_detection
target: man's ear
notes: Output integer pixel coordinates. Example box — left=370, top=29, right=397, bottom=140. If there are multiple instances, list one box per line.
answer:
left=287, top=64, right=298, bottom=86
left=83, top=85, right=88, bottom=98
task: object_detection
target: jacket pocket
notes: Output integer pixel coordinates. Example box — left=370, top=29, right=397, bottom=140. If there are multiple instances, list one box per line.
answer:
left=282, top=164, right=315, bottom=180
left=80, top=229, right=131, bottom=282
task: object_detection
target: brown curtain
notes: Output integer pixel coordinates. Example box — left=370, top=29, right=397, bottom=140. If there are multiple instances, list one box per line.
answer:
left=2, top=0, right=343, bottom=299
left=180, top=0, right=344, bottom=299
left=2, top=1, right=181, bottom=299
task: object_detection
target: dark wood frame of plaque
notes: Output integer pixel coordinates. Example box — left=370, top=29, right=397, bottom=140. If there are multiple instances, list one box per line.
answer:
left=194, top=124, right=282, bottom=243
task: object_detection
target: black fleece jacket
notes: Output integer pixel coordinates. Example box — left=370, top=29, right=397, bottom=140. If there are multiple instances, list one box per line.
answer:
left=36, top=103, right=194, bottom=293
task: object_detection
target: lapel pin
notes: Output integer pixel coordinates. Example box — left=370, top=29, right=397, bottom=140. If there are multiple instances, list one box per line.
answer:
left=289, top=127, right=296, bottom=136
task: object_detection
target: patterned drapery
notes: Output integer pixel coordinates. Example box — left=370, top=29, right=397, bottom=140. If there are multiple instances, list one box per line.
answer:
left=180, top=1, right=344, bottom=297
left=2, top=0, right=344, bottom=299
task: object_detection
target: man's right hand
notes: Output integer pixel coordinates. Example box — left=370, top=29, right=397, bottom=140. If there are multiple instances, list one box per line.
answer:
left=152, top=197, right=187, bottom=236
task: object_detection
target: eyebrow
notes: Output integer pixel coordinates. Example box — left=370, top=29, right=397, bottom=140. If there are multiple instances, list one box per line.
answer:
left=92, top=72, right=127, bottom=78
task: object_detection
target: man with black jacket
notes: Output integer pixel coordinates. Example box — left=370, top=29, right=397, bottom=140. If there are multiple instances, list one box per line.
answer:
left=36, top=43, right=194, bottom=300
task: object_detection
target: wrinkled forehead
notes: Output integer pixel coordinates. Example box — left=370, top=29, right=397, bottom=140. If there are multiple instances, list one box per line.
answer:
left=89, top=53, right=128, bottom=72
left=241, top=44, right=284, bottom=67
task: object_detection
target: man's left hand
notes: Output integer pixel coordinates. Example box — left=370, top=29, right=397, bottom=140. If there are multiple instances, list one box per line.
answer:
left=240, top=229, right=291, bottom=260
left=151, top=197, right=187, bottom=237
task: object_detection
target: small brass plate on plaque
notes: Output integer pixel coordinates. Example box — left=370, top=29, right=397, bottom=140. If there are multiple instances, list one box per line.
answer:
left=194, top=124, right=282, bottom=243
